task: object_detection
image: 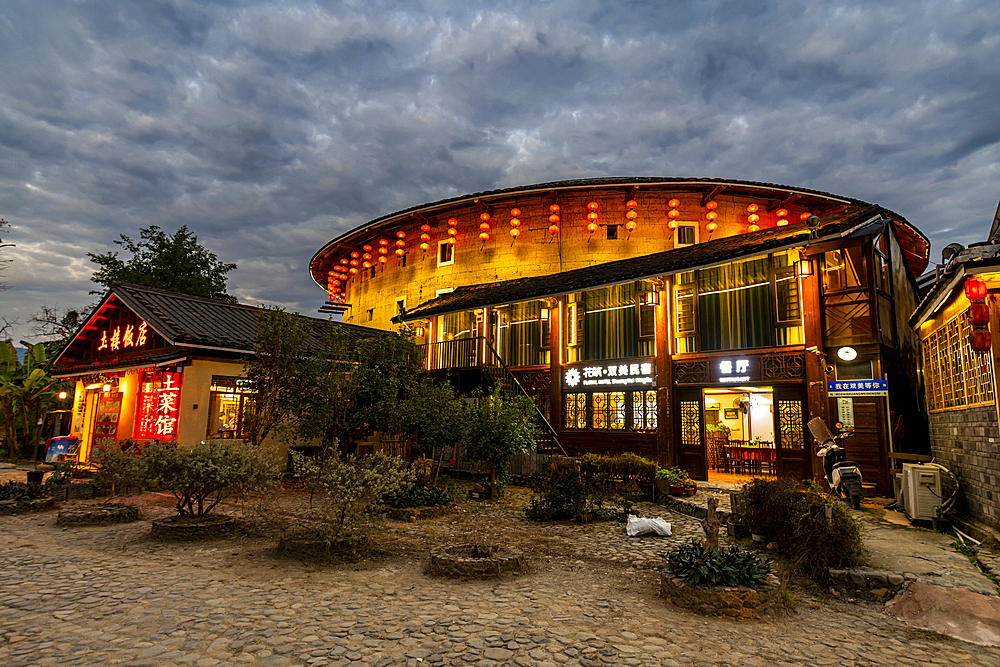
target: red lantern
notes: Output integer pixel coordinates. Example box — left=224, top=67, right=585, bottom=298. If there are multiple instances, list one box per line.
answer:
left=668, top=220, right=678, bottom=230
left=668, top=209, right=681, bottom=219
left=379, top=256, right=387, bottom=264
left=350, top=259, right=359, bottom=266
left=775, top=208, right=788, bottom=218
left=746, top=203, right=759, bottom=213
left=363, top=244, right=373, bottom=252
left=448, top=227, right=458, bottom=236
left=971, top=329, right=991, bottom=351
left=420, top=233, right=430, bottom=241
left=970, top=302, right=990, bottom=325
left=625, top=221, right=637, bottom=232
left=587, top=222, right=598, bottom=233
left=776, top=219, right=788, bottom=226
left=350, top=251, right=360, bottom=259
left=587, top=202, right=599, bottom=211
left=448, top=218, right=458, bottom=226
left=480, top=222, right=490, bottom=231
left=626, top=210, right=638, bottom=220
left=548, top=224, right=559, bottom=235
left=707, top=222, right=718, bottom=232
left=395, top=248, right=405, bottom=256
left=748, top=224, right=760, bottom=232
left=327, top=270, right=335, bottom=276
left=587, top=212, right=599, bottom=221
left=349, top=267, right=358, bottom=274
left=447, top=237, right=456, bottom=245
left=340, top=258, right=349, bottom=265
left=706, top=211, right=718, bottom=221
left=420, top=224, right=431, bottom=233
left=549, top=203, right=560, bottom=214
left=626, top=200, right=638, bottom=209
left=668, top=199, right=680, bottom=208
left=705, top=200, right=718, bottom=210
left=419, top=243, right=429, bottom=251
left=510, top=218, right=520, bottom=227
left=747, top=213, right=759, bottom=223
left=362, top=261, right=371, bottom=269
left=965, top=278, right=987, bottom=300
left=549, top=213, right=560, bottom=224
left=510, top=208, right=521, bottom=217
left=479, top=231, right=490, bottom=241
left=396, top=231, right=406, bottom=239
left=480, top=212, right=491, bottom=222
left=378, top=247, right=388, bottom=255
left=800, top=212, right=811, bottom=221
left=395, top=239, right=405, bottom=248
left=510, top=228, right=520, bottom=238
left=363, top=253, right=372, bottom=260
left=379, top=238, right=389, bottom=246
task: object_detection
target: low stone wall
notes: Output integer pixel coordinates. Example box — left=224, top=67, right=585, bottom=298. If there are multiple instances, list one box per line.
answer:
left=0, top=498, right=54, bottom=515
left=660, top=572, right=783, bottom=619
left=151, top=515, right=235, bottom=541
left=828, top=567, right=910, bottom=601
left=49, top=482, right=95, bottom=501
left=428, top=545, right=526, bottom=579
left=56, top=503, right=140, bottom=526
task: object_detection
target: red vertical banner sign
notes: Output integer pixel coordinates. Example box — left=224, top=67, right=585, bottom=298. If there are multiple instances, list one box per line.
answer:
left=134, top=370, right=183, bottom=440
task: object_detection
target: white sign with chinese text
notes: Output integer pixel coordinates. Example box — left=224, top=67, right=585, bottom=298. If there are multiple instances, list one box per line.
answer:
left=564, top=361, right=655, bottom=389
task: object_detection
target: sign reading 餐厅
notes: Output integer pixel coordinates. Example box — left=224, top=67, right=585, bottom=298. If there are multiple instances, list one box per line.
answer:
left=563, top=360, right=655, bottom=389
left=827, top=380, right=888, bottom=397
left=713, top=358, right=755, bottom=383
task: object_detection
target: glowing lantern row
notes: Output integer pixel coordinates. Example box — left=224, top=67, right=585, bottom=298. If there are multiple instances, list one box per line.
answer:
left=966, top=278, right=991, bottom=351
left=510, top=208, right=521, bottom=238
left=549, top=203, right=560, bottom=235
left=625, top=199, right=638, bottom=232
left=775, top=208, right=789, bottom=227
left=420, top=223, right=431, bottom=251
left=667, top=198, right=681, bottom=229
left=586, top=201, right=599, bottom=234
left=479, top=211, right=491, bottom=241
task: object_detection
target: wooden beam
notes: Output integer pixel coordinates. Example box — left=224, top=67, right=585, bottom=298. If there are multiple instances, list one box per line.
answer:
left=700, top=186, right=725, bottom=207
left=627, top=186, right=638, bottom=200
left=767, top=193, right=800, bottom=213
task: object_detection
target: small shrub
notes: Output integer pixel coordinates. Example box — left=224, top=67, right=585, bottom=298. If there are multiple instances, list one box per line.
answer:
left=47, top=461, right=75, bottom=486
left=527, top=453, right=658, bottom=521
left=381, top=482, right=455, bottom=508
left=666, top=540, right=773, bottom=589
left=293, top=450, right=414, bottom=544
left=742, top=478, right=867, bottom=584
left=0, top=481, right=46, bottom=503
left=142, top=440, right=280, bottom=517
left=91, top=441, right=145, bottom=496
left=525, top=457, right=588, bottom=521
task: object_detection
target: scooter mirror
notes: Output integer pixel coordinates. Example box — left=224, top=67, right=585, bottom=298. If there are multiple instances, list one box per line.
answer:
left=835, top=422, right=843, bottom=430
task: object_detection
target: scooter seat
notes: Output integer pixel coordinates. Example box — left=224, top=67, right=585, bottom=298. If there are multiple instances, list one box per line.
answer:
left=832, top=460, right=859, bottom=470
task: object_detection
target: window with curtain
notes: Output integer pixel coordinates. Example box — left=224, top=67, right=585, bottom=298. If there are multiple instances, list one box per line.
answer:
left=434, top=311, right=478, bottom=368
left=672, top=253, right=803, bottom=353
left=567, top=282, right=655, bottom=361
left=493, top=301, right=550, bottom=367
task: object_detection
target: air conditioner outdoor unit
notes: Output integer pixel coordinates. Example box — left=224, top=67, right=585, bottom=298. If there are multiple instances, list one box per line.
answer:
left=902, top=463, right=942, bottom=521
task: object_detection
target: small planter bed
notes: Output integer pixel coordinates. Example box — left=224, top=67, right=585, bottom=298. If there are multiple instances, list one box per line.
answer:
left=660, top=572, right=783, bottom=619
left=428, top=544, right=526, bottom=579
left=0, top=497, right=54, bottom=515
left=57, top=503, right=140, bottom=527
left=150, top=514, right=235, bottom=541
left=276, top=534, right=370, bottom=562
left=49, top=482, right=95, bottom=501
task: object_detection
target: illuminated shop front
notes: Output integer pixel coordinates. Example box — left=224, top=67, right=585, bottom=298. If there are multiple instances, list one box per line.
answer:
left=53, top=283, right=382, bottom=466
left=312, top=178, right=932, bottom=492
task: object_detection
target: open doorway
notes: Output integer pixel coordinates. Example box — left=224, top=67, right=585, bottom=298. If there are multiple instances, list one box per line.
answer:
left=704, top=386, right=776, bottom=483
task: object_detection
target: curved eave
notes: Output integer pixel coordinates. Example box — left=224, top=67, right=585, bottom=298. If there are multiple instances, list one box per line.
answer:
left=309, top=176, right=930, bottom=287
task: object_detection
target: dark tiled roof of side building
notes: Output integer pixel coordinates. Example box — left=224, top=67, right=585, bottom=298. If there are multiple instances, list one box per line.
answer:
left=108, top=283, right=385, bottom=353
left=399, top=205, right=892, bottom=321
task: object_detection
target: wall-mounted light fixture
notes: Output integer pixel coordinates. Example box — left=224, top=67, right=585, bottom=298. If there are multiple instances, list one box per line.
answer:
left=540, top=307, right=550, bottom=321
left=796, top=258, right=813, bottom=277
left=58, top=391, right=68, bottom=400
left=837, top=346, right=858, bottom=361
left=642, top=291, right=660, bottom=306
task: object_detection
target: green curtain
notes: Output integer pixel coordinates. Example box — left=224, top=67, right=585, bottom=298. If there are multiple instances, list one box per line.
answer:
left=698, top=258, right=774, bottom=351
left=584, top=284, right=638, bottom=360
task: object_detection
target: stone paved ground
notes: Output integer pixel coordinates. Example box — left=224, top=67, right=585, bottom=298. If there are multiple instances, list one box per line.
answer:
left=3, top=489, right=1000, bottom=667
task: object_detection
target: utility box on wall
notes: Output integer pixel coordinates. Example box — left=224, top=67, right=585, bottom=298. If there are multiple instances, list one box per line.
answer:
left=901, top=463, right=942, bottom=521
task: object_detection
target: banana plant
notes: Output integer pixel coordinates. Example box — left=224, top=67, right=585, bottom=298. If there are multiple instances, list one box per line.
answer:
left=0, top=342, right=57, bottom=460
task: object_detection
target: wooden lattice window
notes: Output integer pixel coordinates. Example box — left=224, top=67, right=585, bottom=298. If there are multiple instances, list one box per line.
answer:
left=778, top=400, right=805, bottom=450
left=631, top=390, right=657, bottom=431
left=563, top=393, right=587, bottom=429
left=923, top=311, right=995, bottom=412
left=592, top=392, right=626, bottom=430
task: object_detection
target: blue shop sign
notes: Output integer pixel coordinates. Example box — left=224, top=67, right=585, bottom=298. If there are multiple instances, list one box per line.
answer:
left=827, top=380, right=888, bottom=397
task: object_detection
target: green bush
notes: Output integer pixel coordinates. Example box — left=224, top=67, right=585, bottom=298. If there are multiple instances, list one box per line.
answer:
left=91, top=440, right=145, bottom=496
left=666, top=540, right=773, bottom=589
left=0, top=481, right=46, bottom=503
left=742, top=478, right=867, bottom=584
left=142, top=440, right=281, bottom=517
left=381, top=482, right=455, bottom=508
left=526, top=457, right=588, bottom=521
left=46, top=461, right=75, bottom=486
left=526, top=452, right=658, bottom=521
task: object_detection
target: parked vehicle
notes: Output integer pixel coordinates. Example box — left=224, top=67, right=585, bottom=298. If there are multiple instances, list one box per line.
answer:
left=807, top=417, right=862, bottom=510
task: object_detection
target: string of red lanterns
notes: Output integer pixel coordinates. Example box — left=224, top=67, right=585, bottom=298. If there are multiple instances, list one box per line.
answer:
left=586, top=202, right=599, bottom=234
left=509, top=208, right=521, bottom=239
left=548, top=204, right=560, bottom=235
left=625, top=199, right=638, bottom=232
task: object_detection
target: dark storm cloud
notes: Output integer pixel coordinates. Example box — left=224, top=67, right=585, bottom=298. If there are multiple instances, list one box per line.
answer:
left=2, top=0, right=999, bottom=339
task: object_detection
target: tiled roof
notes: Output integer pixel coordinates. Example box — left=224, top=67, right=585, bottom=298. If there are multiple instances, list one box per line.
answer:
left=909, top=243, right=1000, bottom=327
left=58, top=284, right=386, bottom=362
left=400, top=206, right=890, bottom=321
left=52, top=351, right=190, bottom=378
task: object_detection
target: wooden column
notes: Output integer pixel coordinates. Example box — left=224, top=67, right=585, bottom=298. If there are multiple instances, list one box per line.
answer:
left=550, top=296, right=565, bottom=441
left=800, top=257, right=827, bottom=485
left=655, top=280, right=673, bottom=469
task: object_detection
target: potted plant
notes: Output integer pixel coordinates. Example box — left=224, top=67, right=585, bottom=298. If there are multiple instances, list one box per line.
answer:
left=655, top=468, right=678, bottom=496
left=683, top=477, right=698, bottom=496
left=669, top=468, right=690, bottom=496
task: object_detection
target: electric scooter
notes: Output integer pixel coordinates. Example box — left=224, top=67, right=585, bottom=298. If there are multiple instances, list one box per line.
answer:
left=807, top=417, right=863, bottom=510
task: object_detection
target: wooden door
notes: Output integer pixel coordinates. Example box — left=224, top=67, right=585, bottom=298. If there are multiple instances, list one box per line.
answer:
left=773, top=385, right=811, bottom=481
left=676, top=387, right=707, bottom=480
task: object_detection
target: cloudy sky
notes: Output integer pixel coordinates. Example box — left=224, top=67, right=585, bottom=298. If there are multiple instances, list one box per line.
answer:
left=2, top=0, right=999, bottom=343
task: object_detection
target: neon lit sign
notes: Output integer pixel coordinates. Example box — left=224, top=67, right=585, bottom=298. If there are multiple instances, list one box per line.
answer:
left=716, top=358, right=754, bottom=383
left=564, top=361, right=655, bottom=388
left=136, top=370, right=182, bottom=439
left=98, top=321, right=149, bottom=352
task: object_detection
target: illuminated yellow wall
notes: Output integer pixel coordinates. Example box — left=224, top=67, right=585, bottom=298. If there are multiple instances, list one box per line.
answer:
left=317, top=187, right=841, bottom=332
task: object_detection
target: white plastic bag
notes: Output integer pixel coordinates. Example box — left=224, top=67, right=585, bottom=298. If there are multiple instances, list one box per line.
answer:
left=626, top=514, right=672, bottom=537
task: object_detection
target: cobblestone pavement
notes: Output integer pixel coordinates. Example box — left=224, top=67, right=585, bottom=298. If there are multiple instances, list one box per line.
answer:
left=3, top=501, right=1000, bottom=667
